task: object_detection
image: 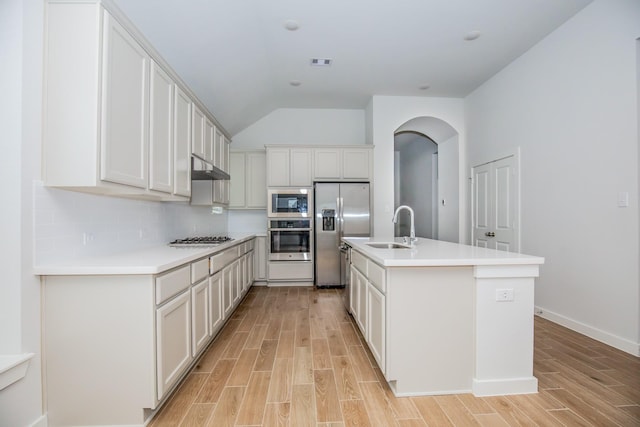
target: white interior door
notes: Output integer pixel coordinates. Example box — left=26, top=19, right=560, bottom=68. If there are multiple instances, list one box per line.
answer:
left=472, top=155, right=519, bottom=252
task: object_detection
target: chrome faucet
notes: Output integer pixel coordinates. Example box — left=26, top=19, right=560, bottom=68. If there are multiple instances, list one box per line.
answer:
left=392, top=205, right=416, bottom=245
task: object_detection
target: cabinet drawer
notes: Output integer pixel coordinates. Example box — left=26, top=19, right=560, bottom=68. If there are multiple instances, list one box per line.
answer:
left=156, top=265, right=190, bottom=305
left=268, top=261, right=313, bottom=280
left=351, top=250, right=367, bottom=275
left=210, top=246, right=240, bottom=274
left=367, top=261, right=386, bottom=293
left=191, top=258, right=209, bottom=284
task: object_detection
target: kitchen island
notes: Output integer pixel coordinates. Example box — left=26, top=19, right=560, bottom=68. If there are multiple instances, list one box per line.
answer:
left=343, top=237, right=544, bottom=397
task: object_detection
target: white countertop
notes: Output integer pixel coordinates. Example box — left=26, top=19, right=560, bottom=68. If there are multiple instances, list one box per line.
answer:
left=34, top=234, right=256, bottom=276
left=343, top=237, right=544, bottom=267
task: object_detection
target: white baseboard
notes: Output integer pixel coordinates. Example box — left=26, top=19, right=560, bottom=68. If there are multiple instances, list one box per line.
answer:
left=30, top=414, right=47, bottom=427
left=535, top=306, right=640, bottom=357
left=267, top=281, right=313, bottom=287
left=472, top=377, right=538, bottom=397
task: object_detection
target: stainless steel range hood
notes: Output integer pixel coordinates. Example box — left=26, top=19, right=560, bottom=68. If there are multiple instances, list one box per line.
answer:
left=191, top=154, right=230, bottom=180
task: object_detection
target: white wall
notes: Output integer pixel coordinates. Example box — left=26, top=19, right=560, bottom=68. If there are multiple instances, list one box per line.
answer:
left=34, top=182, right=228, bottom=264
left=465, top=0, right=640, bottom=354
left=397, top=137, right=438, bottom=238
left=231, top=108, right=366, bottom=149
left=368, top=96, right=466, bottom=239
left=438, top=135, right=460, bottom=243
left=0, top=1, right=44, bottom=425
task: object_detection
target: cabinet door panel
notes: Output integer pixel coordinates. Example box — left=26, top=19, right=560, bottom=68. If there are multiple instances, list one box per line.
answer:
left=156, top=290, right=191, bottom=400
left=210, top=272, right=223, bottom=334
left=246, top=152, right=267, bottom=208
left=314, top=149, right=341, bottom=179
left=367, top=283, right=385, bottom=372
left=342, top=149, right=371, bottom=179
left=101, top=13, right=149, bottom=188
left=149, top=61, right=173, bottom=193
left=205, top=119, right=215, bottom=163
left=229, top=152, right=246, bottom=208
left=356, top=270, right=367, bottom=334
left=222, top=265, right=233, bottom=318
left=290, top=149, right=312, bottom=186
left=192, top=106, right=205, bottom=159
left=191, top=279, right=209, bottom=357
left=174, top=87, right=191, bottom=196
left=267, top=148, right=290, bottom=186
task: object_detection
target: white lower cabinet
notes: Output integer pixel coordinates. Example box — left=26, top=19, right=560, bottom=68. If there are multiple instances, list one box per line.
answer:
left=349, top=250, right=387, bottom=374
left=354, top=268, right=367, bottom=334
left=41, top=237, right=257, bottom=427
left=254, top=236, right=267, bottom=281
left=191, top=278, right=210, bottom=357
left=209, top=272, right=223, bottom=335
left=156, top=289, right=191, bottom=401
left=366, top=282, right=385, bottom=372
left=222, top=263, right=234, bottom=318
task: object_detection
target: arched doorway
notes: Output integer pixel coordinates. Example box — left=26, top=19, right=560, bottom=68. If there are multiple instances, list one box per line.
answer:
left=393, top=116, right=460, bottom=243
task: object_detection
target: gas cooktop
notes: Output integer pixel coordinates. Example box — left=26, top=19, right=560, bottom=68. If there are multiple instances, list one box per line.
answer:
left=168, top=236, right=234, bottom=247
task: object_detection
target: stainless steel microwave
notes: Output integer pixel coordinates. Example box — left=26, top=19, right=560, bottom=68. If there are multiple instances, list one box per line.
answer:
left=267, top=188, right=313, bottom=218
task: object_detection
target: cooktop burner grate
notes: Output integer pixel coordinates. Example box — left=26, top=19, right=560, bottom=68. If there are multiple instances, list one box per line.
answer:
left=169, top=236, right=234, bottom=246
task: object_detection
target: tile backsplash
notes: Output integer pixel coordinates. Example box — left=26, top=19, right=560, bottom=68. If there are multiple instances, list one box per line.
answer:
left=33, top=181, right=228, bottom=263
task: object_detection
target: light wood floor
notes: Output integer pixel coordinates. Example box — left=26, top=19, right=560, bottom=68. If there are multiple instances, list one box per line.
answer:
left=150, top=286, right=640, bottom=426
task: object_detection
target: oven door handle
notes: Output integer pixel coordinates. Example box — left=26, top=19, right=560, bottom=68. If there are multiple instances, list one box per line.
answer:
left=268, top=228, right=312, bottom=232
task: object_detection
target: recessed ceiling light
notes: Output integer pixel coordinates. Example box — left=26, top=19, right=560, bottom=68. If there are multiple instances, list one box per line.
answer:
left=418, top=84, right=430, bottom=90
left=289, top=80, right=302, bottom=87
left=310, top=58, right=332, bottom=67
left=464, top=30, right=481, bottom=41
left=283, top=20, right=300, bottom=31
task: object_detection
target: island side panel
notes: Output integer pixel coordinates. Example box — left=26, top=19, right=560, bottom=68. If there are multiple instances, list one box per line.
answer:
left=42, top=275, right=156, bottom=426
left=386, top=266, right=475, bottom=396
left=472, top=264, right=539, bottom=396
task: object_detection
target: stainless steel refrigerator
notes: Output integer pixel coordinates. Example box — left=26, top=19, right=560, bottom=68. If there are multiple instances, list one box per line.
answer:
left=314, top=183, right=371, bottom=292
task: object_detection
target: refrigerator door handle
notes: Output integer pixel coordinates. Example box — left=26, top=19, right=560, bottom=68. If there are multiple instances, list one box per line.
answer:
left=337, top=196, right=343, bottom=239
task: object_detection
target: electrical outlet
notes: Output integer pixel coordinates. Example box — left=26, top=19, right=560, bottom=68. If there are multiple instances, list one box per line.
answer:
left=495, top=288, right=514, bottom=302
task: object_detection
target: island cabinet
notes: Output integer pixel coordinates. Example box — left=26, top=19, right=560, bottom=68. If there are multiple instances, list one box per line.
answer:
left=41, top=238, right=256, bottom=427
left=349, top=250, right=386, bottom=371
left=344, top=237, right=544, bottom=398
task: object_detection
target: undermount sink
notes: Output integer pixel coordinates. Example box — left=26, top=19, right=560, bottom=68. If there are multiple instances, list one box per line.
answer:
left=365, top=242, right=412, bottom=249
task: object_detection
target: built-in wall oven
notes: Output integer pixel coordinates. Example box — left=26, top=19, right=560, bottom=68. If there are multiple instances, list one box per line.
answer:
left=267, top=188, right=312, bottom=218
left=268, top=219, right=312, bottom=261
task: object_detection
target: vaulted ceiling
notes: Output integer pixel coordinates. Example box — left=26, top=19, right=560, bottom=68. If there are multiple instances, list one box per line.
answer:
left=113, top=0, right=593, bottom=135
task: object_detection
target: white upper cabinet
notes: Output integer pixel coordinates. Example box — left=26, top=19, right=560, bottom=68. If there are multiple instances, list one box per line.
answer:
left=204, top=119, right=215, bottom=163
left=173, top=87, right=191, bottom=197
left=229, top=150, right=266, bottom=209
left=266, top=147, right=312, bottom=187
left=42, top=1, right=229, bottom=201
left=313, top=148, right=341, bottom=179
left=313, top=147, right=372, bottom=181
left=100, top=12, right=149, bottom=189
left=191, top=105, right=206, bottom=160
left=149, top=61, right=174, bottom=193
left=266, top=148, right=290, bottom=187
left=290, top=149, right=313, bottom=186
left=266, top=145, right=372, bottom=187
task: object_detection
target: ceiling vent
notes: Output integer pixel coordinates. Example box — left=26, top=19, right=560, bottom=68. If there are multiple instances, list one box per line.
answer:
left=310, top=58, right=332, bottom=67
